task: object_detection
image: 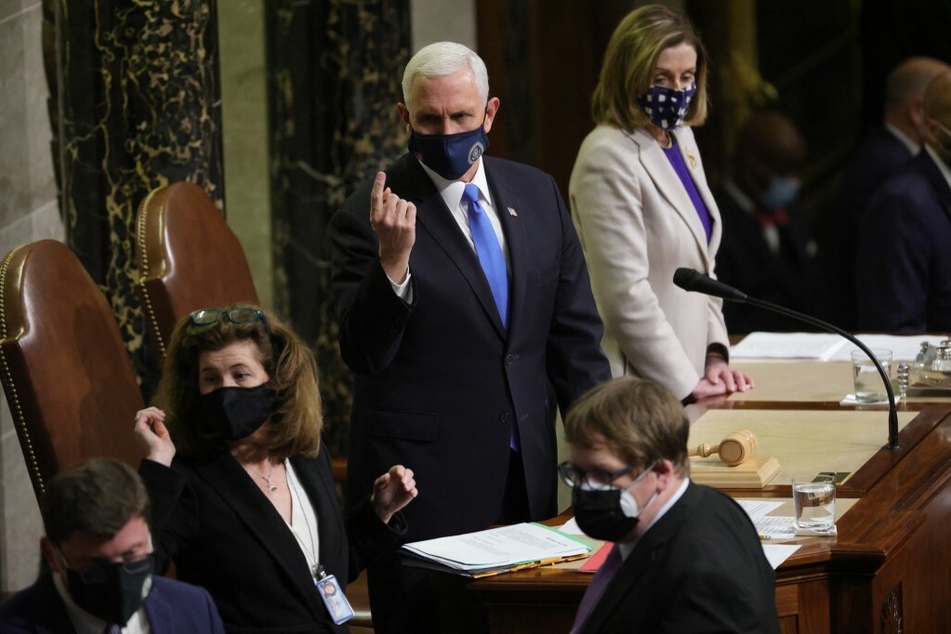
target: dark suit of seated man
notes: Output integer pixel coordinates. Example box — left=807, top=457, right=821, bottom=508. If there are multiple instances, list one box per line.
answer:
left=562, top=377, right=779, bottom=634
left=0, top=457, right=224, bottom=633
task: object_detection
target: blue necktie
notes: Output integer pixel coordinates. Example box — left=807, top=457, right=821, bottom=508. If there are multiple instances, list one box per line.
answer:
left=462, top=183, right=509, bottom=328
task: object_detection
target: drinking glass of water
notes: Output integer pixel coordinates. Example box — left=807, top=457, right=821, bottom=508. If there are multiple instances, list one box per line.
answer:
left=850, top=348, right=892, bottom=403
left=792, top=474, right=836, bottom=533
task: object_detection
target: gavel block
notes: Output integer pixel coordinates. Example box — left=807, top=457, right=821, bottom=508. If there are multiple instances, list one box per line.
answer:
left=689, top=429, right=757, bottom=466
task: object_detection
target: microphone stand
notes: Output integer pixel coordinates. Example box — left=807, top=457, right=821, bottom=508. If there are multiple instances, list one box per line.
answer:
left=673, top=268, right=901, bottom=450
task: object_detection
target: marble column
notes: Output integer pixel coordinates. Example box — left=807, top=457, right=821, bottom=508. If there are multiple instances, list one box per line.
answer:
left=266, top=0, right=410, bottom=455
left=49, top=0, right=223, bottom=392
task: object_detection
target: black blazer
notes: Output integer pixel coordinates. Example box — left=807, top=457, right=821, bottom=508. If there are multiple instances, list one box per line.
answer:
left=330, top=154, right=611, bottom=541
left=579, top=482, right=780, bottom=634
left=140, top=445, right=404, bottom=633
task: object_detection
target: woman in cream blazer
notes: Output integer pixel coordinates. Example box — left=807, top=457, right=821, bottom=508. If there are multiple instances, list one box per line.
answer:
left=570, top=5, right=752, bottom=402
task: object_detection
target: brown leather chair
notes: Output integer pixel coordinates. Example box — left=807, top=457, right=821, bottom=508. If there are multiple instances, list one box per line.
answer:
left=134, top=182, right=258, bottom=360
left=0, top=239, right=145, bottom=499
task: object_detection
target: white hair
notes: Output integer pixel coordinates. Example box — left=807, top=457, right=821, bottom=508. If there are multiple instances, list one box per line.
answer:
left=401, top=42, right=489, bottom=107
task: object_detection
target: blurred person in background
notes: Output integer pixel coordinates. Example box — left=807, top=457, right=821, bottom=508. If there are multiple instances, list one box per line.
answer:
left=855, top=71, right=951, bottom=332
left=714, top=110, right=818, bottom=333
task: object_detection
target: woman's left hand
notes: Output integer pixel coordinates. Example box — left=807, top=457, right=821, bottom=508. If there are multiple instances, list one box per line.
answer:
left=371, top=464, right=418, bottom=525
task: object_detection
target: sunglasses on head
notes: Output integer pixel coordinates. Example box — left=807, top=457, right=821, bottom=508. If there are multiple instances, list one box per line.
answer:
left=188, top=308, right=270, bottom=334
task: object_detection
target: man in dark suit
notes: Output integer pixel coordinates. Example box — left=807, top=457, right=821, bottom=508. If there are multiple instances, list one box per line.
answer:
left=856, top=70, right=951, bottom=332
left=0, top=458, right=224, bottom=633
left=715, top=110, right=817, bottom=333
left=330, top=41, right=611, bottom=632
left=562, top=377, right=779, bottom=634
left=821, top=56, right=950, bottom=328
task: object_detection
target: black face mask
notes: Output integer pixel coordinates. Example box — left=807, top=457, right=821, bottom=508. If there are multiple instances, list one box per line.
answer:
left=572, top=487, right=641, bottom=542
left=195, top=384, right=277, bottom=441
left=63, top=556, right=154, bottom=626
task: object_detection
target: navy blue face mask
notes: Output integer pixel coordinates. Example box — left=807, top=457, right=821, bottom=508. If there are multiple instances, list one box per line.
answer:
left=637, top=84, right=697, bottom=130
left=408, top=116, right=490, bottom=180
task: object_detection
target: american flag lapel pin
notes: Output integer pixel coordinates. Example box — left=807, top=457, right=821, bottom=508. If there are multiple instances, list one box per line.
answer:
left=507, top=207, right=517, bottom=217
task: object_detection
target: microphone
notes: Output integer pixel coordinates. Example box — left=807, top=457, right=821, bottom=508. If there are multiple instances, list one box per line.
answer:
left=673, top=267, right=901, bottom=450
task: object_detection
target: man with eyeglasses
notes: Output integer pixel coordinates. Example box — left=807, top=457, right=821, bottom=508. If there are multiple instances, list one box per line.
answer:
left=562, top=377, right=779, bottom=634
left=0, top=457, right=224, bottom=633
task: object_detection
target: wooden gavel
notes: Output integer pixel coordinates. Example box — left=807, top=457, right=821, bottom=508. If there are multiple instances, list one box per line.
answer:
left=689, top=429, right=757, bottom=466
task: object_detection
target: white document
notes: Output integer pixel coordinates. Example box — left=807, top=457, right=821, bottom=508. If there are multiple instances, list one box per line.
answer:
left=732, top=332, right=941, bottom=363
left=762, top=544, right=801, bottom=570
left=738, top=500, right=796, bottom=539
left=827, top=334, right=940, bottom=363
left=738, top=499, right=800, bottom=569
left=400, top=522, right=591, bottom=572
left=730, top=332, right=847, bottom=360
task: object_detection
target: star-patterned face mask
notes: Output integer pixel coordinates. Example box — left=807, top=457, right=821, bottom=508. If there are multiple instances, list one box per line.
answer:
left=637, top=83, right=697, bottom=130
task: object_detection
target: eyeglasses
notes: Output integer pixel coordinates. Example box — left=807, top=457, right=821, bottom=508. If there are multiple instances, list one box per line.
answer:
left=55, top=546, right=153, bottom=583
left=189, top=308, right=269, bottom=334
left=558, top=461, right=636, bottom=489
left=558, top=460, right=657, bottom=490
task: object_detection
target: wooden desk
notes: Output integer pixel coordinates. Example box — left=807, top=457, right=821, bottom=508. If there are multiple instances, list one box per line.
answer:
left=444, top=390, right=951, bottom=633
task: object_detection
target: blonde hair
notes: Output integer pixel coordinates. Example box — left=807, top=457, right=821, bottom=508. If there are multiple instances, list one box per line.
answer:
left=153, top=304, right=323, bottom=460
left=564, top=377, right=690, bottom=476
left=591, top=4, right=709, bottom=131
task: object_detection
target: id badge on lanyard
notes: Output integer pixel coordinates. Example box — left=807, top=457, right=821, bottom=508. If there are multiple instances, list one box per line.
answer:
left=314, top=564, right=354, bottom=625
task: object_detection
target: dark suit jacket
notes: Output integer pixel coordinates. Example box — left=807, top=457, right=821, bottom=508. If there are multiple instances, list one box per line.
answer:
left=818, top=125, right=915, bottom=329
left=330, top=154, right=610, bottom=540
left=714, top=185, right=817, bottom=334
left=140, top=445, right=405, bottom=633
left=0, top=568, right=224, bottom=633
left=856, top=149, right=951, bottom=332
left=579, top=482, right=779, bottom=634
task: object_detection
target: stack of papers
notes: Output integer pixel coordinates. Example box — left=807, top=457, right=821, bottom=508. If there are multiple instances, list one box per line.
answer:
left=400, top=522, right=592, bottom=578
left=731, top=332, right=938, bottom=362
left=737, top=499, right=802, bottom=569
left=731, top=332, right=846, bottom=361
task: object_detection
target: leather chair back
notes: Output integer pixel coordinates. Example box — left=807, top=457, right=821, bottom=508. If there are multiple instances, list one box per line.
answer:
left=135, top=182, right=258, bottom=359
left=0, top=240, right=145, bottom=498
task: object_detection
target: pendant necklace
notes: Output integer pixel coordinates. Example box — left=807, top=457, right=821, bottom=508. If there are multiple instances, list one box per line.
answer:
left=261, top=469, right=278, bottom=493
left=249, top=462, right=279, bottom=493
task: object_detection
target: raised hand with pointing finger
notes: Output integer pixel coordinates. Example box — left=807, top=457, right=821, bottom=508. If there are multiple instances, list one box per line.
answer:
left=329, top=41, right=610, bottom=633
left=369, top=171, right=416, bottom=284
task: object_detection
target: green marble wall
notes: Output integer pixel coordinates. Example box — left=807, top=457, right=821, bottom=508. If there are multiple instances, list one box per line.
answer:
left=48, top=0, right=223, bottom=393
left=266, top=0, right=411, bottom=455
left=218, top=0, right=272, bottom=309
